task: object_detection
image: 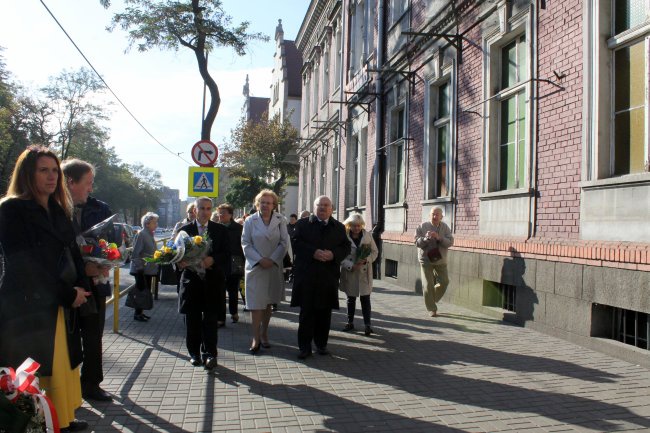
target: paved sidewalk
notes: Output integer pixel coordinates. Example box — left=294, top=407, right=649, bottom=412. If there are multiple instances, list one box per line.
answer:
left=83, top=279, right=650, bottom=432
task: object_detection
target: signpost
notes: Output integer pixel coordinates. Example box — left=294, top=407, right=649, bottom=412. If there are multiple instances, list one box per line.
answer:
left=188, top=167, right=219, bottom=198
left=188, top=140, right=219, bottom=197
left=191, top=140, right=219, bottom=167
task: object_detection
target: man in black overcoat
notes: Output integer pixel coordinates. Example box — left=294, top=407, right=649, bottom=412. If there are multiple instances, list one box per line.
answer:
left=290, top=195, right=351, bottom=359
left=63, top=158, right=114, bottom=402
left=178, top=197, right=230, bottom=370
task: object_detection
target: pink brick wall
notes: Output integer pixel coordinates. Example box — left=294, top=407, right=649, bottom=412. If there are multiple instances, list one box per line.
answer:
left=535, top=0, right=583, bottom=239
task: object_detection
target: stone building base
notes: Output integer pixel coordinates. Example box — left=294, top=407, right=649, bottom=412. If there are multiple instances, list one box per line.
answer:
left=381, top=242, right=650, bottom=368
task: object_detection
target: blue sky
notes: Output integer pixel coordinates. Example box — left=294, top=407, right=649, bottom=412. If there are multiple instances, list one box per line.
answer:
left=0, top=0, right=308, bottom=199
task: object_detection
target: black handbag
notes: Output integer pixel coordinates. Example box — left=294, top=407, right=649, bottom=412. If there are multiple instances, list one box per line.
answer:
left=427, top=247, right=442, bottom=262
left=125, top=287, right=153, bottom=310
left=231, top=256, right=245, bottom=276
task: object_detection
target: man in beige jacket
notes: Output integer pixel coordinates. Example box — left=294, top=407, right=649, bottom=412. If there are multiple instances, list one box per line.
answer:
left=414, top=207, right=454, bottom=316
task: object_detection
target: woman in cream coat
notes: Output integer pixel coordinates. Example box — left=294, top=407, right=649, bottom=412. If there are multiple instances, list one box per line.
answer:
left=242, top=189, right=289, bottom=353
left=339, top=213, right=378, bottom=336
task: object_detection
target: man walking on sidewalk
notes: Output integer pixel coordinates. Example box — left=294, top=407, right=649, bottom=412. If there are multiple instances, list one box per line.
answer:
left=290, top=196, right=350, bottom=359
left=177, top=197, right=229, bottom=370
left=62, top=159, right=113, bottom=402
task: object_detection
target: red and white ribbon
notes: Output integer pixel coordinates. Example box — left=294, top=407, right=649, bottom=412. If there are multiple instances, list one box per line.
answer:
left=0, top=358, right=60, bottom=433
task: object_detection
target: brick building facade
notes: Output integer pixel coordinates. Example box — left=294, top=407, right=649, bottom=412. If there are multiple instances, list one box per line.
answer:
left=296, top=0, right=650, bottom=365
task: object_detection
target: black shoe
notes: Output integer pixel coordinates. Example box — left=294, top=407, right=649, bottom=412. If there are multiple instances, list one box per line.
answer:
left=134, top=314, right=148, bottom=322
left=82, top=386, right=112, bottom=402
left=364, top=325, right=373, bottom=336
left=316, top=347, right=330, bottom=356
left=342, top=323, right=354, bottom=332
left=141, top=313, right=151, bottom=320
left=189, top=357, right=203, bottom=367
left=249, top=343, right=261, bottom=354
left=260, top=341, right=271, bottom=349
left=61, top=420, right=89, bottom=432
left=297, top=349, right=312, bottom=360
left=204, top=357, right=217, bottom=370
left=217, top=321, right=226, bottom=328
left=231, top=314, right=239, bottom=323
left=271, top=304, right=278, bottom=312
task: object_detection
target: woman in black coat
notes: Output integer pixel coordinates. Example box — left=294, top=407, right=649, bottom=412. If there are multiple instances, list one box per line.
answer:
left=0, top=145, right=91, bottom=432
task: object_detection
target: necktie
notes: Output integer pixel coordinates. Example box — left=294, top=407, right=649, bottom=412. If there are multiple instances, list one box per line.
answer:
left=199, top=225, right=206, bottom=235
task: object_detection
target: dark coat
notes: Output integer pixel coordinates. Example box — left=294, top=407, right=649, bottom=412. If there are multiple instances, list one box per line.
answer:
left=79, top=196, right=112, bottom=235
left=178, top=220, right=230, bottom=314
left=77, top=195, right=113, bottom=298
left=0, top=197, right=88, bottom=376
left=290, top=215, right=351, bottom=310
left=221, top=221, right=243, bottom=277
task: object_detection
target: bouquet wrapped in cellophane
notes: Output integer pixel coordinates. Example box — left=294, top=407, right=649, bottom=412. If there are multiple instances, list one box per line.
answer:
left=174, top=230, right=212, bottom=279
left=144, top=239, right=183, bottom=265
left=77, top=215, right=130, bottom=285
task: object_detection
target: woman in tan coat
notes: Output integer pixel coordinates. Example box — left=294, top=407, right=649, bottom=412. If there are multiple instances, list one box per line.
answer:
left=339, top=214, right=378, bottom=335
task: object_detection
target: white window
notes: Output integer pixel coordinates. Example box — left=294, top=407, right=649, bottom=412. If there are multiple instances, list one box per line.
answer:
left=348, top=129, right=368, bottom=207
left=610, top=1, right=648, bottom=175
left=313, top=61, right=320, bottom=115
left=486, top=32, right=529, bottom=191
left=331, top=142, right=339, bottom=211
left=389, top=0, right=409, bottom=27
left=319, top=150, right=327, bottom=194
left=303, top=75, right=310, bottom=127
left=587, top=1, right=650, bottom=179
left=387, top=98, right=406, bottom=204
left=323, top=45, right=330, bottom=101
left=427, top=80, right=451, bottom=199
left=334, top=22, right=342, bottom=90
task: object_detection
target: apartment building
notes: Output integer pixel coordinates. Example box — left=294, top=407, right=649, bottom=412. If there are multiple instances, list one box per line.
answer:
left=296, top=0, right=650, bottom=365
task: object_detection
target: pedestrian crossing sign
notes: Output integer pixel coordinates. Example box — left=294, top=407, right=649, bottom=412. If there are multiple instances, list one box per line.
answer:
left=188, top=167, right=219, bottom=197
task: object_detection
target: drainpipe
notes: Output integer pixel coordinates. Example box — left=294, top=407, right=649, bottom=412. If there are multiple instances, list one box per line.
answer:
left=371, top=0, right=385, bottom=279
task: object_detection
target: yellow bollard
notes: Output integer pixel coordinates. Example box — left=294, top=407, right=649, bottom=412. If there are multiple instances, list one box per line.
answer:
left=113, top=267, right=120, bottom=333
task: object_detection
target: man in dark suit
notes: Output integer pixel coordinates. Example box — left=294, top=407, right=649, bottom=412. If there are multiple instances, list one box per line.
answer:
left=290, top=196, right=351, bottom=359
left=178, top=196, right=230, bottom=370
left=62, top=158, right=113, bottom=402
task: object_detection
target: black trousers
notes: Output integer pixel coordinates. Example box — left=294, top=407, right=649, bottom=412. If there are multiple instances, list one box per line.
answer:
left=80, top=295, right=106, bottom=389
left=219, top=275, right=241, bottom=321
left=185, top=310, right=218, bottom=360
left=347, top=295, right=371, bottom=325
left=298, top=305, right=332, bottom=352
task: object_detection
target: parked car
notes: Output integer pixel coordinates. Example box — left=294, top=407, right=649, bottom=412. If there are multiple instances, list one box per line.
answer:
left=113, top=223, right=135, bottom=263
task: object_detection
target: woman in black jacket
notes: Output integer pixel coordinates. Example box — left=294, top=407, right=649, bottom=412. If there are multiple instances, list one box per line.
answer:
left=216, top=203, right=245, bottom=324
left=0, top=145, right=91, bottom=432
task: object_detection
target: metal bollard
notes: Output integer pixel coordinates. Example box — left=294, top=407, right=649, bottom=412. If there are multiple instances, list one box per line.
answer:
left=113, top=267, right=120, bottom=333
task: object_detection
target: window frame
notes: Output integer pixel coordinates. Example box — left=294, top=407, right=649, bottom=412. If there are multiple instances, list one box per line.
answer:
left=425, top=66, right=454, bottom=201
left=483, top=16, right=533, bottom=194
left=585, top=0, right=650, bottom=180
left=387, top=99, right=407, bottom=205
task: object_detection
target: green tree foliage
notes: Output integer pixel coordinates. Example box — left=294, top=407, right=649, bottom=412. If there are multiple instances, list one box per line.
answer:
left=108, top=0, right=268, bottom=140
left=221, top=112, right=300, bottom=197
left=31, top=68, right=107, bottom=160
left=224, top=177, right=271, bottom=212
left=0, top=60, right=163, bottom=224
left=0, top=49, right=29, bottom=193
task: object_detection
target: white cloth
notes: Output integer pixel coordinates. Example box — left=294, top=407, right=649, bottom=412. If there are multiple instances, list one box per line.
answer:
left=242, top=212, right=289, bottom=309
left=339, top=230, right=379, bottom=297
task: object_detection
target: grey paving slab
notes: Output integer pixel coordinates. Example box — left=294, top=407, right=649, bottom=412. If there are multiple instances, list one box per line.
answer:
left=79, top=277, right=650, bottom=432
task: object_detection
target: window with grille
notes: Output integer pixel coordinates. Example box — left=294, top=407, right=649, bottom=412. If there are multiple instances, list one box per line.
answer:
left=593, top=304, right=649, bottom=351
left=385, top=259, right=398, bottom=278
left=483, top=281, right=516, bottom=312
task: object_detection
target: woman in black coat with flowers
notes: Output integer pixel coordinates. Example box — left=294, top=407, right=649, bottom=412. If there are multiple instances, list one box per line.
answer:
left=0, top=146, right=91, bottom=432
